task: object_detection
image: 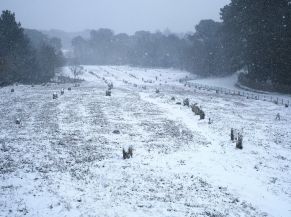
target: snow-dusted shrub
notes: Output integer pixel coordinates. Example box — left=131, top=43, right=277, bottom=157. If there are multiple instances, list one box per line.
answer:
left=183, top=98, right=190, bottom=107
left=61, top=88, right=64, bottom=95
left=171, top=96, right=176, bottom=101
left=128, top=146, right=133, bottom=158
left=108, top=83, right=114, bottom=90
left=191, top=104, right=205, bottom=120
left=176, top=102, right=182, bottom=105
left=199, top=110, right=205, bottom=120
left=231, top=128, right=234, bottom=141
left=123, top=146, right=133, bottom=159
left=53, top=93, right=58, bottom=99
left=155, top=89, right=160, bottom=94
left=68, top=87, right=72, bottom=91
left=236, top=134, right=243, bottom=149
left=1, top=143, right=8, bottom=152
left=11, top=88, right=14, bottom=93
left=106, top=90, right=111, bottom=96
left=285, top=104, right=289, bottom=108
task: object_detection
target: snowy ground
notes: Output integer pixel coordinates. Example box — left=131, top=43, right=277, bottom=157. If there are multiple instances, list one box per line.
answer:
left=0, top=65, right=290, bottom=217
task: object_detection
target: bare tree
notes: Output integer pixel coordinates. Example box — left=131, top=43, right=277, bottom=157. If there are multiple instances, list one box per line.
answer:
left=70, top=65, right=82, bottom=82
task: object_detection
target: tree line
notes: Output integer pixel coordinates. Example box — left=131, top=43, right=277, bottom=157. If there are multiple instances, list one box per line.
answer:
left=0, top=10, right=65, bottom=86
left=1, top=0, right=290, bottom=92
left=72, top=20, right=231, bottom=77
left=72, top=0, right=291, bottom=92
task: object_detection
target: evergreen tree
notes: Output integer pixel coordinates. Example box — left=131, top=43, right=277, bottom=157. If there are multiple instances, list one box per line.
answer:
left=0, top=10, right=65, bottom=85
left=0, top=10, right=37, bottom=85
left=221, top=0, right=291, bottom=91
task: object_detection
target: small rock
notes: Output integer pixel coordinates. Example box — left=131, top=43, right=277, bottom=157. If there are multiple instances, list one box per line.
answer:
left=113, top=130, right=120, bottom=134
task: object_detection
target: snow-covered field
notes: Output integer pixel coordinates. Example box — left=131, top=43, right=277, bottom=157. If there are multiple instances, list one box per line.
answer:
left=0, top=65, right=290, bottom=217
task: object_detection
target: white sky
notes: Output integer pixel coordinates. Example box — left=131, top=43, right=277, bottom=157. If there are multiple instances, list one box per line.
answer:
left=0, top=0, right=230, bottom=34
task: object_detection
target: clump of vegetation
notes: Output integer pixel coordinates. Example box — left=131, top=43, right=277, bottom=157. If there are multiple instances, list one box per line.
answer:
left=183, top=98, right=190, bottom=107
left=106, top=90, right=111, bottom=96
left=123, top=146, right=133, bottom=159
left=1, top=143, right=8, bottom=152
left=191, top=104, right=205, bottom=120
left=231, top=128, right=234, bottom=141
left=171, top=96, right=176, bottom=101
left=53, top=92, right=58, bottom=99
left=113, top=130, right=120, bottom=134
left=236, top=133, right=243, bottom=149
left=199, top=110, right=205, bottom=120
left=155, top=89, right=160, bottom=94
left=61, top=88, right=64, bottom=95
left=68, top=87, right=72, bottom=91
left=11, top=88, right=15, bottom=93
left=108, top=83, right=114, bottom=90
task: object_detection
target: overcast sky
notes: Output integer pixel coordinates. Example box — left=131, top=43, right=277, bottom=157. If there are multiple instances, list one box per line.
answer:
left=0, top=0, right=230, bottom=34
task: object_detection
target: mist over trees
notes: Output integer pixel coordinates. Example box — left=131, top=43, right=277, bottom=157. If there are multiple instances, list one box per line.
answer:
left=72, top=29, right=191, bottom=70
left=0, top=10, right=65, bottom=86
left=71, top=0, right=291, bottom=92
left=1, top=0, right=290, bottom=92
left=71, top=24, right=231, bottom=77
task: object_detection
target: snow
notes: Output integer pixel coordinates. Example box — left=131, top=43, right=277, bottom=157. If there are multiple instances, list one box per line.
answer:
left=0, top=65, right=290, bottom=217
left=190, top=73, right=239, bottom=90
left=189, top=73, right=291, bottom=101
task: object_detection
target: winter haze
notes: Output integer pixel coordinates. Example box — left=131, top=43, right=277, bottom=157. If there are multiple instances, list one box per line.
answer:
left=0, top=0, right=230, bottom=33
left=1, top=1, right=291, bottom=217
